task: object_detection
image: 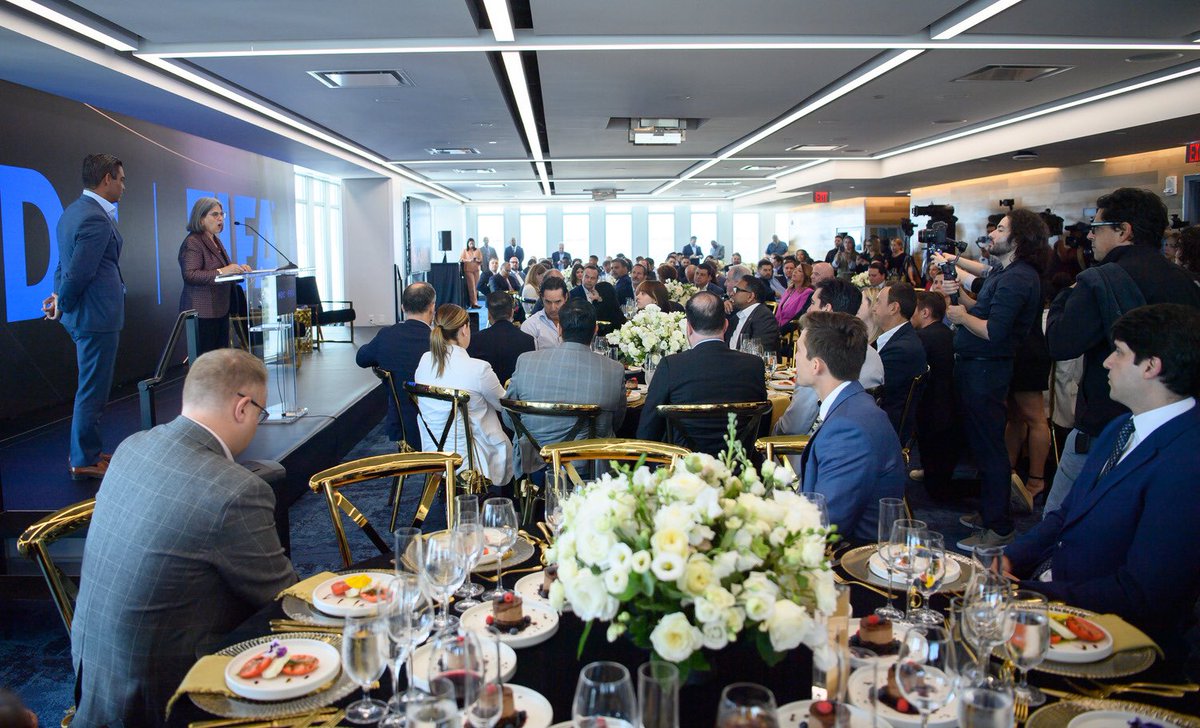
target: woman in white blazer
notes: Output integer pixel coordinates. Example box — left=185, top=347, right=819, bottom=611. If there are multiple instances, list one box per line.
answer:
left=414, top=304, right=513, bottom=486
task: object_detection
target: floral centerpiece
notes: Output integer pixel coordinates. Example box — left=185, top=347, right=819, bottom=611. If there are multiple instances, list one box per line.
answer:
left=547, top=420, right=838, bottom=676
left=663, top=279, right=698, bottom=307
left=605, top=304, right=688, bottom=367
left=851, top=270, right=871, bottom=289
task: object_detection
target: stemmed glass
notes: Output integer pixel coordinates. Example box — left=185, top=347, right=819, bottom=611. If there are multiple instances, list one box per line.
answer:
left=429, top=628, right=485, bottom=715
left=481, top=498, right=518, bottom=600
left=874, top=501, right=914, bottom=621
left=573, top=661, right=638, bottom=728
left=466, top=634, right=505, bottom=728
left=957, top=673, right=1014, bottom=728
left=454, top=495, right=486, bottom=612
left=962, top=571, right=1012, bottom=680
left=424, top=531, right=468, bottom=631
left=715, top=683, right=779, bottom=728
left=383, top=582, right=434, bottom=722
left=543, top=480, right=570, bottom=540
left=406, top=675, right=459, bottom=727
left=638, top=661, right=679, bottom=728
left=1004, top=590, right=1050, bottom=707
left=910, top=531, right=948, bottom=625
left=896, top=625, right=959, bottom=728
left=342, top=614, right=389, bottom=724
left=887, top=518, right=928, bottom=622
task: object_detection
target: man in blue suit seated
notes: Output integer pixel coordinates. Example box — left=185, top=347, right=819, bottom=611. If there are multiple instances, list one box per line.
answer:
left=1004, top=304, right=1200, bottom=652
left=797, top=310, right=906, bottom=543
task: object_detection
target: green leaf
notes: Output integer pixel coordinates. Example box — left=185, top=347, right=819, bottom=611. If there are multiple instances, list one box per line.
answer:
left=754, top=630, right=786, bottom=666
left=577, top=620, right=593, bottom=660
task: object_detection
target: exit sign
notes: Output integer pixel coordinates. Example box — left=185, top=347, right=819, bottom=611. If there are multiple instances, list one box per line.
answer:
left=1188, top=141, right=1200, bottom=164
left=813, top=190, right=830, bottom=203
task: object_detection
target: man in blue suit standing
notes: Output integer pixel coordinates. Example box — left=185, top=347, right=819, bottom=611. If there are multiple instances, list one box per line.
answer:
left=1004, top=304, right=1200, bottom=651
left=43, top=154, right=127, bottom=481
left=797, top=310, right=905, bottom=543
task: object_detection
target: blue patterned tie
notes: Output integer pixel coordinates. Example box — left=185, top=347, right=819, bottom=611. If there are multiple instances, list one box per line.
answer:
left=1098, top=418, right=1136, bottom=479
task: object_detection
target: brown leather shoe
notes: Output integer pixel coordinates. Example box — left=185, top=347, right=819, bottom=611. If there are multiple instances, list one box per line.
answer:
left=69, top=460, right=109, bottom=481
left=99, top=452, right=113, bottom=463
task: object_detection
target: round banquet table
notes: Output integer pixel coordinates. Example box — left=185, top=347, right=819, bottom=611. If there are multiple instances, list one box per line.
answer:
left=167, top=541, right=1200, bottom=726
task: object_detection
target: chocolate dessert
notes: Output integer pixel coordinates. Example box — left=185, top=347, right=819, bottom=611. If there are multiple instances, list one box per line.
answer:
left=537, top=564, right=558, bottom=599
left=495, top=685, right=528, bottom=728
left=485, top=591, right=532, bottom=633
left=849, top=613, right=900, bottom=656
left=807, top=700, right=850, bottom=728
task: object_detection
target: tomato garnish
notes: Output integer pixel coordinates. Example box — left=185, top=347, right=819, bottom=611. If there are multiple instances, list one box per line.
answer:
left=330, top=580, right=349, bottom=597
left=237, top=655, right=273, bottom=679
left=281, top=655, right=320, bottom=676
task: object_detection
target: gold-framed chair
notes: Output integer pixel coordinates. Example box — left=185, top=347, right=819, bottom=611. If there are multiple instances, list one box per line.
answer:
left=17, top=498, right=96, bottom=635
left=501, top=399, right=602, bottom=519
left=309, top=452, right=463, bottom=568
left=754, top=435, right=811, bottom=464
left=404, top=381, right=493, bottom=496
left=898, top=365, right=930, bottom=469
left=657, top=401, right=773, bottom=455
left=369, top=367, right=419, bottom=532
left=540, top=438, right=689, bottom=493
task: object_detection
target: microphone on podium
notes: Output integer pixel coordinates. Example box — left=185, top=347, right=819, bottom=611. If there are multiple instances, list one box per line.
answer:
left=234, top=221, right=298, bottom=269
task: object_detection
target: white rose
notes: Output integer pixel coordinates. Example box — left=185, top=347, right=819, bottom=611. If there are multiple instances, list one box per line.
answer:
left=607, top=541, right=634, bottom=570
left=565, top=570, right=619, bottom=621
left=813, top=571, right=838, bottom=615
left=743, top=592, right=775, bottom=623
left=693, top=596, right=720, bottom=625
left=605, top=569, right=630, bottom=596
left=548, top=580, right=566, bottom=612
left=651, top=551, right=685, bottom=583
left=701, top=621, right=730, bottom=650
left=766, top=599, right=815, bottom=652
left=711, top=551, right=739, bottom=580
left=651, top=527, right=689, bottom=556
left=577, top=529, right=617, bottom=568
left=678, top=556, right=715, bottom=597
left=725, top=606, right=746, bottom=634
left=743, top=572, right=779, bottom=600
left=630, top=549, right=652, bottom=574
left=649, top=612, right=702, bottom=663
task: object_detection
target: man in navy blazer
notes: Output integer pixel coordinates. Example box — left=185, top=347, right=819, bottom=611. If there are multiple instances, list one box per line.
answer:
left=797, top=311, right=906, bottom=543
left=611, top=257, right=634, bottom=303
left=44, top=154, right=127, bottom=480
left=356, top=282, right=435, bottom=450
left=1004, top=304, right=1200, bottom=650
left=870, top=282, right=928, bottom=438
left=468, top=291, right=535, bottom=385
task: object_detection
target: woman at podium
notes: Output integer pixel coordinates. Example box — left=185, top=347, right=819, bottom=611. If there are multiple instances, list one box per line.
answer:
left=178, top=197, right=251, bottom=356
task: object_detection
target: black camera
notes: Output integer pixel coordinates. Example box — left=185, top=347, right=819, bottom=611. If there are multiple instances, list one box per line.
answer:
left=1039, top=209, right=1065, bottom=237
left=918, top=220, right=968, bottom=254
left=1063, top=221, right=1089, bottom=249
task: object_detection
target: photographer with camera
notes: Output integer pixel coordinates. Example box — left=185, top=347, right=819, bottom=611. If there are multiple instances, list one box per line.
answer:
left=1042, top=188, right=1200, bottom=516
left=942, top=210, right=1046, bottom=550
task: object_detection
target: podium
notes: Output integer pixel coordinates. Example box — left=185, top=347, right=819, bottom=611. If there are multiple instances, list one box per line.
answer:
left=216, top=267, right=312, bottom=424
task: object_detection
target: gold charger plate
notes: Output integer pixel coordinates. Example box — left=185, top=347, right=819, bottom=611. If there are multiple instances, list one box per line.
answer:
left=400, top=533, right=537, bottom=575
left=840, top=543, right=974, bottom=594
left=1029, top=604, right=1156, bottom=679
left=190, top=632, right=356, bottom=719
left=1027, top=697, right=1200, bottom=728
left=281, top=568, right=393, bottom=626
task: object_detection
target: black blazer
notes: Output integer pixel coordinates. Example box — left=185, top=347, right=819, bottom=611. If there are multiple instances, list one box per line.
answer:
left=877, top=322, right=928, bottom=437
left=356, top=319, right=432, bottom=449
left=637, top=341, right=768, bottom=456
left=614, top=274, right=634, bottom=303
left=478, top=269, right=494, bottom=293
left=467, top=319, right=536, bottom=386
left=569, top=283, right=626, bottom=335
left=724, top=303, right=780, bottom=354
left=915, top=321, right=956, bottom=434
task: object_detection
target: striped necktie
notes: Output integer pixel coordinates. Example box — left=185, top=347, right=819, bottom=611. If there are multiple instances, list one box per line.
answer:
left=1098, top=419, right=1136, bottom=479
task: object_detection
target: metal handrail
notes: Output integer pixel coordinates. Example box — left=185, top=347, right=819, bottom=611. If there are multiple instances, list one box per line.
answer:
left=137, top=310, right=199, bottom=429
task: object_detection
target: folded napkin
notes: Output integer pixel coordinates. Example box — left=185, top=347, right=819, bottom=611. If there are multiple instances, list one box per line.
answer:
left=276, top=571, right=338, bottom=602
left=1093, top=612, right=1164, bottom=658
left=165, top=654, right=232, bottom=716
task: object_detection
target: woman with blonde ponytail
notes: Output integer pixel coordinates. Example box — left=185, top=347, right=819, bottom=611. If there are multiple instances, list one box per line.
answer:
left=414, top=304, right=513, bottom=485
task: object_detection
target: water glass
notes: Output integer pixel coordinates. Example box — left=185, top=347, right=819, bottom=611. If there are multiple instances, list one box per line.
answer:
left=406, top=675, right=460, bottom=728
left=455, top=495, right=486, bottom=602
left=544, top=480, right=572, bottom=539
left=644, top=354, right=661, bottom=387
left=384, top=582, right=434, bottom=717
left=573, top=661, right=637, bottom=728
left=874, top=499, right=911, bottom=621
left=957, top=674, right=1014, bottom=728
left=481, top=498, right=518, bottom=600
left=962, top=572, right=1011, bottom=680
left=911, top=531, right=947, bottom=625
left=394, top=526, right=424, bottom=579
left=638, top=661, right=679, bottom=728
left=424, top=531, right=468, bottom=631
left=896, top=625, right=958, bottom=728
left=1005, top=590, right=1050, bottom=707
left=342, top=614, right=389, bottom=724
left=801, top=491, right=829, bottom=529
left=888, top=519, right=928, bottom=620
left=466, top=636, right=505, bottom=728
left=429, top=627, right=484, bottom=711
left=715, top=683, right=779, bottom=728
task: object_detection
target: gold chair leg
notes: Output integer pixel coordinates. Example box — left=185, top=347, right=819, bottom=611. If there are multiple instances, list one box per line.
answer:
left=412, top=473, right=443, bottom=528
left=388, top=474, right=406, bottom=533
left=322, top=485, right=352, bottom=568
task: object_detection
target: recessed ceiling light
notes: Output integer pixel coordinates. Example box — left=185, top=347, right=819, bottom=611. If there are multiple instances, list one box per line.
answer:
left=848, top=185, right=856, bottom=189
left=1125, top=52, right=1183, bottom=63
left=785, top=144, right=847, bottom=152
left=488, top=141, right=498, bottom=144
left=1012, top=149, right=1039, bottom=160
left=308, top=69, right=414, bottom=89
left=741, top=164, right=786, bottom=171
left=895, top=190, right=911, bottom=195
left=475, top=122, right=496, bottom=127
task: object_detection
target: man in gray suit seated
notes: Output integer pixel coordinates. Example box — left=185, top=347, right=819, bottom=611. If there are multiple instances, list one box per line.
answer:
left=71, top=349, right=297, bottom=726
left=505, top=300, right=626, bottom=475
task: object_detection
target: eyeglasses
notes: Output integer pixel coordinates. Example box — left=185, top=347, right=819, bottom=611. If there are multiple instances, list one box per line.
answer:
left=1088, top=221, right=1120, bottom=233
left=238, top=392, right=270, bottom=423
left=732, top=286, right=750, bottom=295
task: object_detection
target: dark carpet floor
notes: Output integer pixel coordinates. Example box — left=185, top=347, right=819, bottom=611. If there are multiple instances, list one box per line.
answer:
left=5, top=424, right=1041, bottom=723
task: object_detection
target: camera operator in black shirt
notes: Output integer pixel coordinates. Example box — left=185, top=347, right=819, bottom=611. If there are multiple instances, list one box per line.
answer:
left=1042, top=188, right=1200, bottom=515
left=942, top=210, right=1046, bottom=550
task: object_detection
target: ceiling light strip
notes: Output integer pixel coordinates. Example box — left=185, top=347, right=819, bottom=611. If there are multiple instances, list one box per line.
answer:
left=767, top=159, right=828, bottom=179
left=6, top=0, right=136, bottom=51
left=500, top=51, right=550, bottom=196
left=877, top=62, right=1200, bottom=159
left=652, top=49, right=922, bottom=196
left=481, top=0, right=515, bottom=43
left=931, top=0, right=1026, bottom=41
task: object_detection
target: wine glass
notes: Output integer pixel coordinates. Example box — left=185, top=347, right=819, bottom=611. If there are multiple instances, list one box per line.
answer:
left=962, top=571, right=1012, bottom=680
left=969, top=545, right=1006, bottom=588
left=544, top=480, right=570, bottom=540
left=573, top=661, right=637, bottom=728
left=342, top=614, right=389, bottom=724
left=380, top=576, right=423, bottom=727
left=1004, top=590, right=1050, bottom=707
left=957, top=673, right=1014, bottom=728
left=429, top=628, right=484, bottom=714
left=715, top=682, right=779, bottom=728
left=910, top=531, right=948, bottom=625
left=896, top=625, right=958, bottom=728
left=406, top=675, right=459, bottom=727
left=801, top=492, right=829, bottom=529
left=466, top=635, right=505, bottom=728
left=424, top=531, right=468, bottom=631
left=393, top=589, right=436, bottom=709
left=888, top=519, right=928, bottom=622
left=763, top=349, right=778, bottom=378
left=638, top=661, right=679, bottom=728
left=874, top=500, right=912, bottom=621
left=481, top=498, right=518, bottom=600
left=454, top=495, right=486, bottom=612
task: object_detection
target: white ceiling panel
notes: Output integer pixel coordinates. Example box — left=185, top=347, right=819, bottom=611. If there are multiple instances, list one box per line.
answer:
left=967, top=0, right=1200, bottom=40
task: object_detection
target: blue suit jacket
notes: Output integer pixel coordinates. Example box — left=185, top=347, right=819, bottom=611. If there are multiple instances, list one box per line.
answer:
left=1007, top=405, right=1200, bottom=646
left=356, top=319, right=432, bottom=448
left=54, top=195, right=125, bottom=332
left=877, top=323, right=927, bottom=436
left=801, top=381, right=906, bottom=543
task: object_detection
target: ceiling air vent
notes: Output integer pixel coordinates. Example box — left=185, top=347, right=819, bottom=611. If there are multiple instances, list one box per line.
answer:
left=426, top=147, right=481, bottom=156
left=953, top=65, right=1072, bottom=82
left=308, top=70, right=414, bottom=88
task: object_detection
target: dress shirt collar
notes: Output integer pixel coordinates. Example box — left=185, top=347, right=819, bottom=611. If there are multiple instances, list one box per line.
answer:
left=874, top=321, right=905, bottom=351
left=817, top=381, right=853, bottom=423
left=184, top=416, right=234, bottom=461
left=82, top=189, right=117, bottom=219
left=736, top=302, right=760, bottom=321
left=693, top=337, right=725, bottom=347
left=1123, top=397, right=1196, bottom=461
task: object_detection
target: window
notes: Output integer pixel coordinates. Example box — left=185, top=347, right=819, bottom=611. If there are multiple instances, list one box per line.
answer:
left=562, top=213, right=590, bottom=259
left=476, top=214, right=504, bottom=254
left=648, top=211, right=675, bottom=264
left=294, top=169, right=343, bottom=301
left=733, top=212, right=760, bottom=265
left=519, top=207, right=548, bottom=262
left=605, top=212, right=633, bottom=259
left=690, top=212, right=718, bottom=254
left=774, top=212, right=790, bottom=250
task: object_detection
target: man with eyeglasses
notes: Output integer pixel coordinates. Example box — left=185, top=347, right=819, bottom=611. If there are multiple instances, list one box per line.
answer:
left=71, top=349, right=297, bottom=726
left=1043, top=188, right=1200, bottom=515
left=724, top=276, right=779, bottom=354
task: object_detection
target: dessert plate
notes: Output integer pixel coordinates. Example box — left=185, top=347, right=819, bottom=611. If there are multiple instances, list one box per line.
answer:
left=868, top=551, right=962, bottom=585
left=224, top=637, right=341, bottom=702
left=777, top=699, right=894, bottom=727
left=515, top=572, right=552, bottom=604
left=460, top=600, right=559, bottom=649
left=310, top=573, right=393, bottom=618
left=506, top=684, right=554, bottom=728
left=1066, top=710, right=1181, bottom=728
left=847, top=617, right=904, bottom=669
left=409, top=636, right=517, bottom=690
left=847, top=664, right=958, bottom=728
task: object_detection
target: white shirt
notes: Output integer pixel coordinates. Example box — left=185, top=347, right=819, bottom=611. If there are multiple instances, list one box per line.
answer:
left=1118, top=397, right=1196, bottom=465
left=729, top=302, right=760, bottom=350
left=874, top=322, right=905, bottom=351
left=521, top=310, right=562, bottom=350
left=82, top=189, right=117, bottom=220
left=185, top=416, right=234, bottom=461
left=817, top=381, right=853, bottom=425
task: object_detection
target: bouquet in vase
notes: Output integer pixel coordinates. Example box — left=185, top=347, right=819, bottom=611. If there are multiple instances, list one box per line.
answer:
left=547, top=419, right=839, bottom=676
left=663, top=279, right=698, bottom=307
left=605, top=304, right=688, bottom=367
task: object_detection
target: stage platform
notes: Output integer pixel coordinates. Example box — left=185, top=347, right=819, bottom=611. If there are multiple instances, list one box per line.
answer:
left=0, top=329, right=388, bottom=550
